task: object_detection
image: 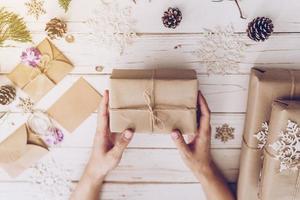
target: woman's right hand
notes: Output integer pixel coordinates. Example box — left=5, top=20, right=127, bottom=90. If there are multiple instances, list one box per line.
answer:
left=170, top=92, right=213, bottom=179
left=170, top=92, right=235, bottom=200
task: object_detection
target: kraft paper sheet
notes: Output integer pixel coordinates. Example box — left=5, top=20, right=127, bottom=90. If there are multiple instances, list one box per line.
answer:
left=0, top=124, right=48, bottom=177
left=47, top=78, right=102, bottom=133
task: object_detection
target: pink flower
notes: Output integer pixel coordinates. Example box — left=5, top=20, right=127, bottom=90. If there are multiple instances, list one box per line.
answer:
left=52, top=127, right=64, bottom=144
left=20, top=47, right=42, bottom=67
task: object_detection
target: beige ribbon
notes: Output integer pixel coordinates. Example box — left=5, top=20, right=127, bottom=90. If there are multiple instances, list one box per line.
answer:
left=143, top=90, right=165, bottom=131
left=143, top=70, right=165, bottom=131
left=288, top=69, right=296, bottom=99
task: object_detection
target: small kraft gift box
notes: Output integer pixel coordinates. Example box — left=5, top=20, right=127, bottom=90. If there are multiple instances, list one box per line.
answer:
left=237, top=67, right=300, bottom=200
left=260, top=100, right=300, bottom=200
left=109, top=69, right=198, bottom=134
left=8, top=38, right=73, bottom=102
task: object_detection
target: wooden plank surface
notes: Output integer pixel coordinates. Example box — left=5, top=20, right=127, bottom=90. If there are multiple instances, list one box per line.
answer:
left=0, top=148, right=240, bottom=183
left=0, top=182, right=207, bottom=200
left=0, top=0, right=300, bottom=199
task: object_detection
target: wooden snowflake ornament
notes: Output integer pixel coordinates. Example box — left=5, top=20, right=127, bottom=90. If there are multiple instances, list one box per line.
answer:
left=215, top=123, right=235, bottom=143
left=269, top=120, right=300, bottom=172
left=254, top=122, right=269, bottom=149
left=25, top=0, right=46, bottom=20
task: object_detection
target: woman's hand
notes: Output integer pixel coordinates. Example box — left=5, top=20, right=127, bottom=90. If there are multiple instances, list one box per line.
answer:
left=70, top=90, right=134, bottom=200
left=171, top=92, right=212, bottom=179
left=85, top=90, right=134, bottom=183
left=171, top=92, right=235, bottom=200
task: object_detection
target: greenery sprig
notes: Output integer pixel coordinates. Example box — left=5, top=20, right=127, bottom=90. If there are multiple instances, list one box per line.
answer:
left=58, top=0, right=72, bottom=12
left=0, top=8, right=32, bottom=46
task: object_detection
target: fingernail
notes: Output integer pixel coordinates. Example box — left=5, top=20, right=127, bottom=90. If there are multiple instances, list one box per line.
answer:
left=124, top=130, right=133, bottom=140
left=171, top=131, right=179, bottom=140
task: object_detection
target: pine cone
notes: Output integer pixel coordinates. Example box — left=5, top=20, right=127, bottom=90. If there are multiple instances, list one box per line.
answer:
left=45, top=17, right=67, bottom=39
left=0, top=85, right=16, bottom=105
left=247, top=17, right=274, bottom=42
left=162, top=7, right=182, bottom=29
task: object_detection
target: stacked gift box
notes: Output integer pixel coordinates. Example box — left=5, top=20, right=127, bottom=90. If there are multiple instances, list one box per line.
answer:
left=237, top=67, right=300, bottom=200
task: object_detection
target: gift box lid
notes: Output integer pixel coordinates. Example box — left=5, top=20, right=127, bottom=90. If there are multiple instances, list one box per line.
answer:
left=111, top=68, right=197, bottom=80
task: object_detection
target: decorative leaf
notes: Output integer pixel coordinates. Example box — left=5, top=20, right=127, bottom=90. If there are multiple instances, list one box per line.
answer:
left=58, top=0, right=72, bottom=12
left=0, top=7, right=32, bottom=46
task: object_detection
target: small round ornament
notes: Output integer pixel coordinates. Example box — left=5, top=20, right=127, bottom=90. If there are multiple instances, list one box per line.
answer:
left=162, top=7, right=182, bottom=29
left=65, top=34, right=75, bottom=43
left=95, top=65, right=104, bottom=72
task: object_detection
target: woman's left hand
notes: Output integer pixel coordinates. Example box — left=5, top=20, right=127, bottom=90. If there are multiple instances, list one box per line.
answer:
left=85, top=90, right=134, bottom=183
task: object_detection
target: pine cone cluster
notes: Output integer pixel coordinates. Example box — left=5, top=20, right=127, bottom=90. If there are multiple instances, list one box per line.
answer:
left=45, top=17, right=67, bottom=39
left=162, top=7, right=182, bottom=29
left=0, top=85, right=16, bottom=105
left=247, top=17, right=274, bottom=42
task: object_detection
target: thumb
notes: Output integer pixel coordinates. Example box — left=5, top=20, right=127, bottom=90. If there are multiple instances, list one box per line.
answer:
left=171, top=130, right=191, bottom=156
left=110, top=129, right=134, bottom=157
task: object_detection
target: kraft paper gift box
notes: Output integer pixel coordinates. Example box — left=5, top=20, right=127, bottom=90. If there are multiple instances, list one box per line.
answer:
left=0, top=124, right=48, bottom=177
left=237, top=67, right=300, bottom=200
left=47, top=78, right=102, bottom=133
left=8, top=38, right=73, bottom=102
left=260, top=100, right=300, bottom=200
left=109, top=69, right=198, bottom=133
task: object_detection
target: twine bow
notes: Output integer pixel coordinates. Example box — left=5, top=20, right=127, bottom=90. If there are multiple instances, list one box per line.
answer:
left=26, top=53, right=56, bottom=87
left=38, top=54, right=51, bottom=73
left=289, top=70, right=296, bottom=99
left=143, top=90, right=165, bottom=131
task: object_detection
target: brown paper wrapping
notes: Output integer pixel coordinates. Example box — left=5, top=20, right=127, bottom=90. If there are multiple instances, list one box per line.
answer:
left=8, top=38, right=73, bottom=102
left=260, top=100, right=300, bottom=200
left=238, top=68, right=300, bottom=200
left=0, top=124, right=48, bottom=177
left=109, top=69, right=198, bottom=133
left=47, top=78, right=102, bottom=132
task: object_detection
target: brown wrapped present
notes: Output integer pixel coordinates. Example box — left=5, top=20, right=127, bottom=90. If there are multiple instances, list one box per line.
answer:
left=0, top=124, right=48, bottom=177
left=238, top=68, right=300, bottom=200
left=260, top=100, right=300, bottom=200
left=109, top=69, right=198, bottom=133
left=8, top=38, right=73, bottom=102
left=48, top=78, right=102, bottom=132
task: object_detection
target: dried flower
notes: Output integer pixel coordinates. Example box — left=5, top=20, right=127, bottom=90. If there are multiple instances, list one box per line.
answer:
left=18, top=97, right=35, bottom=113
left=21, top=47, right=42, bottom=67
left=52, top=127, right=64, bottom=144
left=42, top=127, right=64, bottom=146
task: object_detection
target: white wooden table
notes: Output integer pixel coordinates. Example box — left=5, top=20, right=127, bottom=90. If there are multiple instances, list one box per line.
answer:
left=0, top=0, right=300, bottom=199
